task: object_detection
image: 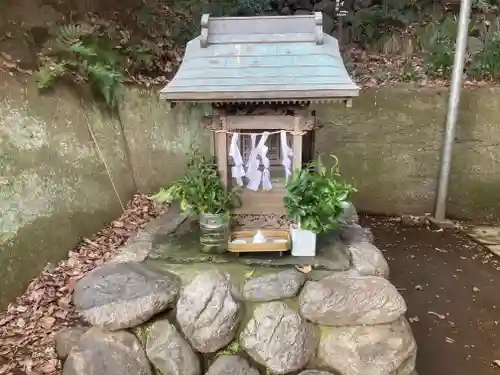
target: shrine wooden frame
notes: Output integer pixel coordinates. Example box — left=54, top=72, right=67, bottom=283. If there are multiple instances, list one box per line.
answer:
left=210, top=111, right=316, bottom=215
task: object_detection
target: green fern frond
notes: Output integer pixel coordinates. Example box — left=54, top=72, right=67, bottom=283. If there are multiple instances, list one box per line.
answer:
left=90, top=44, right=121, bottom=66
left=38, top=22, right=125, bottom=110
left=53, top=23, right=94, bottom=46
left=69, top=42, right=98, bottom=58
left=83, top=62, right=124, bottom=108
left=70, top=41, right=121, bottom=67
left=43, top=23, right=95, bottom=54
left=36, top=59, right=67, bottom=89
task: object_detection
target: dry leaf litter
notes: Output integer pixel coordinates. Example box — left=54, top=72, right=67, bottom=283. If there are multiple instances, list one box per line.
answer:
left=0, top=194, right=165, bottom=375
left=1, top=40, right=499, bottom=89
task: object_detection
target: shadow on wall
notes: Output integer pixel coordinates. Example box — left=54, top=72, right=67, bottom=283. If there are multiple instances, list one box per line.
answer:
left=119, top=91, right=213, bottom=192
left=0, top=72, right=210, bottom=309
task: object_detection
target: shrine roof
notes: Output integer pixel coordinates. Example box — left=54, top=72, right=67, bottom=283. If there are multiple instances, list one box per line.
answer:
left=159, top=13, right=360, bottom=104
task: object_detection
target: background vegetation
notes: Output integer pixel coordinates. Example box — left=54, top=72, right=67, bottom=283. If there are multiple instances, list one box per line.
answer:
left=344, top=0, right=500, bottom=82
left=3, top=0, right=498, bottom=107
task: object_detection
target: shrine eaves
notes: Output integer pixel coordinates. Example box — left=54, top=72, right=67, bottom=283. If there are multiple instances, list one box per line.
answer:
left=159, top=12, right=360, bottom=105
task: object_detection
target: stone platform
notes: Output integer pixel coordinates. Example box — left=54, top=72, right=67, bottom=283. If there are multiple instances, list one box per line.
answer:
left=56, top=204, right=418, bottom=375
left=150, top=218, right=351, bottom=271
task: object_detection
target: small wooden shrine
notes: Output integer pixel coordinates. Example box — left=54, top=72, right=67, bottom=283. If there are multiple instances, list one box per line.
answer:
left=160, top=12, right=359, bottom=221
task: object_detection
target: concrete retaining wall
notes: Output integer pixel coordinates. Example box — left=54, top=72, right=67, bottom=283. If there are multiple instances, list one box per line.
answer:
left=315, top=86, right=500, bottom=220
left=0, top=73, right=209, bottom=307
left=1, top=74, right=499, bottom=307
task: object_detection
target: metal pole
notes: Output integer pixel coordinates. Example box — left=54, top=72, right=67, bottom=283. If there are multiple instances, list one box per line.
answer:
left=434, top=0, right=472, bottom=221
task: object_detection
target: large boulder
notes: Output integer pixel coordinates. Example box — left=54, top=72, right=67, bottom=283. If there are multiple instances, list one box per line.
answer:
left=63, top=328, right=151, bottom=375
left=299, top=371, right=335, bottom=375
left=205, top=355, right=259, bottom=375
left=338, top=201, right=358, bottom=225
left=339, top=224, right=374, bottom=245
left=73, top=261, right=180, bottom=330
left=240, top=301, right=315, bottom=374
left=242, top=269, right=306, bottom=302
left=54, top=327, right=87, bottom=359
left=143, top=319, right=200, bottom=375
left=299, top=274, right=406, bottom=326
left=176, top=271, right=241, bottom=353
left=317, top=317, right=417, bottom=375
left=349, top=242, right=390, bottom=278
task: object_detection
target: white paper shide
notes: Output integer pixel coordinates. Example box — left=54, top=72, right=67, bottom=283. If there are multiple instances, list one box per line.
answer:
left=229, top=131, right=293, bottom=191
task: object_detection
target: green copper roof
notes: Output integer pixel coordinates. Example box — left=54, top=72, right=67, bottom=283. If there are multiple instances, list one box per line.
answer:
left=160, top=13, right=360, bottom=104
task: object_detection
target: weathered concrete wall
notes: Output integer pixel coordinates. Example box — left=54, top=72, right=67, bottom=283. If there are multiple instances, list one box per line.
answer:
left=0, top=73, right=132, bottom=306
left=119, top=90, right=212, bottom=192
left=123, top=85, right=500, bottom=220
left=2, top=75, right=500, bottom=308
left=315, top=86, right=500, bottom=220
left=0, top=73, right=210, bottom=309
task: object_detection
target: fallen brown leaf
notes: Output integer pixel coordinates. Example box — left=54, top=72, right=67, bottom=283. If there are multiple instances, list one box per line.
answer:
left=428, top=311, right=447, bottom=320
left=0, top=194, right=165, bottom=375
left=39, top=359, right=58, bottom=374
left=40, top=317, right=56, bottom=330
left=295, top=265, right=312, bottom=274
left=66, top=279, right=77, bottom=293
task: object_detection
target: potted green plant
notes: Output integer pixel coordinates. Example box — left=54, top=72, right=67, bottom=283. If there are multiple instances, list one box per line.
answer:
left=152, top=150, right=241, bottom=253
left=284, top=155, right=356, bottom=256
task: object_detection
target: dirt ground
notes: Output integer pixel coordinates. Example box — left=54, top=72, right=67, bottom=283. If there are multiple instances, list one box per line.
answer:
left=360, top=215, right=500, bottom=375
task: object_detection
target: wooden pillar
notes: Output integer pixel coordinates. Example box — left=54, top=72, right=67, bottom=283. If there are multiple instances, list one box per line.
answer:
left=292, top=116, right=303, bottom=171
left=214, top=114, right=228, bottom=186
left=309, top=110, right=318, bottom=161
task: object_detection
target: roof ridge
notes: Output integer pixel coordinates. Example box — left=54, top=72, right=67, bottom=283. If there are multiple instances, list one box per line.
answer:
left=199, top=13, right=324, bottom=47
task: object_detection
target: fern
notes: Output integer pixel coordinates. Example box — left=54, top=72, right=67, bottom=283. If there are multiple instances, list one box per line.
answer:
left=53, top=23, right=94, bottom=46
left=69, top=42, right=99, bottom=58
left=84, top=62, right=123, bottom=108
left=36, top=59, right=67, bottom=89
left=36, top=23, right=124, bottom=109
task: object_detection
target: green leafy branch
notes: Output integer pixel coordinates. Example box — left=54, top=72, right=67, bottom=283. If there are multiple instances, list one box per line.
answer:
left=470, top=30, right=500, bottom=79
left=419, top=13, right=500, bottom=78
left=284, top=155, right=356, bottom=234
left=151, top=149, right=242, bottom=215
